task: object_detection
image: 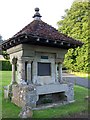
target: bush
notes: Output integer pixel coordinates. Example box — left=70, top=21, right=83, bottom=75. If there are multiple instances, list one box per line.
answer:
left=1, top=61, right=12, bottom=71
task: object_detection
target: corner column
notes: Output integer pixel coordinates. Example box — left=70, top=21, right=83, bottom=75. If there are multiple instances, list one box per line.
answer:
left=58, top=62, right=63, bottom=83
left=10, top=58, right=17, bottom=84
left=11, top=61, right=16, bottom=84
left=27, top=61, right=32, bottom=84
left=32, top=61, right=37, bottom=84
left=55, top=63, right=58, bottom=82
left=17, top=59, right=25, bottom=84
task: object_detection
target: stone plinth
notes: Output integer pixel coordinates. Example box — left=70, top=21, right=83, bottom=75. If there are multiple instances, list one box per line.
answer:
left=12, top=84, right=38, bottom=108
left=11, top=83, right=74, bottom=108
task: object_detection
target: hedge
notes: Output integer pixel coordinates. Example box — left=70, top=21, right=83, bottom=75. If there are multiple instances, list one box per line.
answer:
left=0, top=60, right=12, bottom=71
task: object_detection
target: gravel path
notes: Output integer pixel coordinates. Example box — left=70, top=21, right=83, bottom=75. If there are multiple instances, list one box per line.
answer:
left=62, top=73, right=90, bottom=89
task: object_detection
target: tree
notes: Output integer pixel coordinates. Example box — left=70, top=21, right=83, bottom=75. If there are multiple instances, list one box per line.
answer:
left=0, top=35, right=9, bottom=59
left=57, top=0, right=90, bottom=73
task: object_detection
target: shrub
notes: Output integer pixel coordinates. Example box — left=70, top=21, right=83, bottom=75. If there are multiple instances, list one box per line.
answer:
left=1, top=60, right=12, bottom=71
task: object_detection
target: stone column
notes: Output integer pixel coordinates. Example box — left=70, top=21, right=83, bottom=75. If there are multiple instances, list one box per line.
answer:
left=58, top=62, right=63, bottom=83
left=51, top=62, right=56, bottom=83
left=11, top=61, right=16, bottom=84
left=17, top=59, right=25, bottom=84
left=32, top=61, right=37, bottom=84
left=10, top=58, right=17, bottom=84
left=27, top=62, right=32, bottom=84
left=55, top=63, right=58, bottom=82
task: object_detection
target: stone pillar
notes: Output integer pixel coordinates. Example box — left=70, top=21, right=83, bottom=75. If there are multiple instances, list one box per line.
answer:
left=12, top=62, right=16, bottom=84
left=51, top=62, right=56, bottom=83
left=32, top=61, right=37, bottom=84
left=27, top=62, right=32, bottom=84
left=11, top=58, right=17, bottom=84
left=55, top=63, right=58, bottom=82
left=17, top=59, right=25, bottom=84
left=58, top=63, right=63, bottom=83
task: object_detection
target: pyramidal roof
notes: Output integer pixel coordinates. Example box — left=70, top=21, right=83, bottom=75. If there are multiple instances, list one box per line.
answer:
left=2, top=8, right=83, bottom=50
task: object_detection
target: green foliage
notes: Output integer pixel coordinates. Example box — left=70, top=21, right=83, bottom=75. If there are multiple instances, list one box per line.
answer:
left=57, top=1, right=89, bottom=72
left=2, top=51, right=10, bottom=60
left=0, top=35, right=9, bottom=60
left=1, top=61, right=12, bottom=71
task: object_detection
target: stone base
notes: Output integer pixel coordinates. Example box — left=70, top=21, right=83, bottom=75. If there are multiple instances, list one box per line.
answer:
left=12, top=84, right=26, bottom=107
left=11, top=83, right=74, bottom=108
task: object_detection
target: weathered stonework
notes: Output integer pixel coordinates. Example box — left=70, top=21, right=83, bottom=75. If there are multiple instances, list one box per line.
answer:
left=19, top=106, right=33, bottom=118
left=65, top=83, right=74, bottom=102
left=6, top=44, right=74, bottom=109
left=11, top=83, right=74, bottom=108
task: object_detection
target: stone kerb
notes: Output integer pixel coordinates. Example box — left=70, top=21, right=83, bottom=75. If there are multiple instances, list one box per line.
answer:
left=3, top=86, right=9, bottom=99
left=65, top=83, right=74, bottom=102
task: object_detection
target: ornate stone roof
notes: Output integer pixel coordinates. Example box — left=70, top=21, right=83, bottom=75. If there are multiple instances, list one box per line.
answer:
left=2, top=8, right=83, bottom=50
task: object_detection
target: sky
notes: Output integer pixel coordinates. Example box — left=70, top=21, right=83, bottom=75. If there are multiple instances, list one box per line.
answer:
left=0, top=0, right=74, bottom=40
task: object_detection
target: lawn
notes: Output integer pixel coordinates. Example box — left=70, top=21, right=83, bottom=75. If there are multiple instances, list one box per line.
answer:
left=1, top=71, right=21, bottom=118
left=1, top=71, right=89, bottom=118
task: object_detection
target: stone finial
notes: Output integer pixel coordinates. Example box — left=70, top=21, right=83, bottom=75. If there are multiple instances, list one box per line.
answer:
left=33, top=7, right=42, bottom=20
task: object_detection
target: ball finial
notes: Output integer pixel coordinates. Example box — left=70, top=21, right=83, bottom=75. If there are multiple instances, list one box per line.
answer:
left=33, top=7, right=42, bottom=20
left=35, top=8, right=39, bottom=12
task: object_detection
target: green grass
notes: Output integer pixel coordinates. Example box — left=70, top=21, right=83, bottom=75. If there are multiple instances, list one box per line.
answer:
left=1, top=71, right=89, bottom=118
left=1, top=71, right=21, bottom=118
